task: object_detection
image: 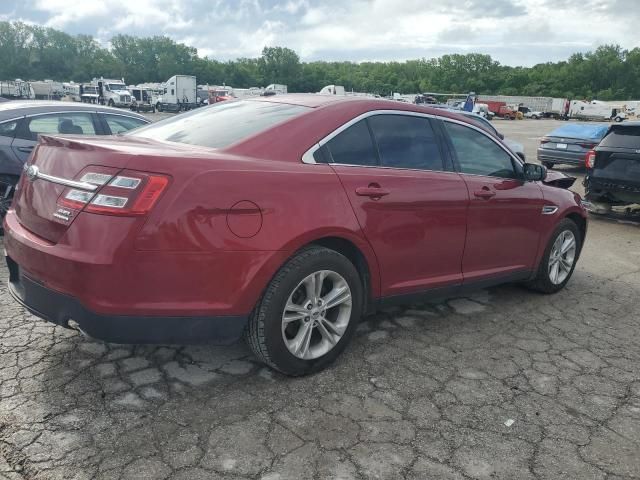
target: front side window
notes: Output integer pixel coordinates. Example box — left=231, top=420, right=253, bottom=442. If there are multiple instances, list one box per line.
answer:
left=0, top=120, right=18, bottom=138
left=130, top=100, right=309, bottom=149
left=325, top=120, right=377, bottom=167
left=445, top=122, right=516, bottom=178
left=22, top=113, right=96, bottom=141
left=103, top=114, right=147, bottom=134
left=368, top=115, right=444, bottom=171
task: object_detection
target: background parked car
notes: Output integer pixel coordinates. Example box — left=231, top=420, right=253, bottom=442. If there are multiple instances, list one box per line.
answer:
left=0, top=101, right=149, bottom=218
left=584, top=122, right=640, bottom=213
left=537, top=123, right=609, bottom=169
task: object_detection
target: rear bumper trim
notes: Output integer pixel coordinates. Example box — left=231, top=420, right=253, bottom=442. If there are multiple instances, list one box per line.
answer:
left=7, top=257, right=248, bottom=345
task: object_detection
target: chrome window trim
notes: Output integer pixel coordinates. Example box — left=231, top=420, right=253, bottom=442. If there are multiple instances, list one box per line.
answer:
left=100, top=112, right=151, bottom=123
left=301, top=110, right=524, bottom=176
left=302, top=110, right=440, bottom=165
left=23, top=110, right=99, bottom=119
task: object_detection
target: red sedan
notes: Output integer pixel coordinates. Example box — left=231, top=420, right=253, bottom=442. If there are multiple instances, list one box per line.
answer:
left=4, top=95, right=587, bottom=375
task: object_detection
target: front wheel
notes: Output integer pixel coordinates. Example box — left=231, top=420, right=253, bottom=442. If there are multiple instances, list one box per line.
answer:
left=246, top=246, right=363, bottom=376
left=526, top=219, right=581, bottom=294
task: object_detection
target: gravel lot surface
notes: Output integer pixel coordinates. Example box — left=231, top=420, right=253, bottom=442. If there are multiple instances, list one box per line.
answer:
left=0, top=115, right=638, bottom=479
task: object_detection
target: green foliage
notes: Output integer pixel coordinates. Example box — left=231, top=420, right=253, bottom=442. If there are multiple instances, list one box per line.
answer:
left=0, top=21, right=639, bottom=99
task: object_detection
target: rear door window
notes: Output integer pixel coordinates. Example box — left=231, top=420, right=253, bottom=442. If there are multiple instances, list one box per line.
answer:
left=325, top=120, right=378, bottom=167
left=21, top=113, right=96, bottom=141
left=599, top=126, right=640, bottom=149
left=102, top=114, right=148, bottom=134
left=368, top=114, right=444, bottom=171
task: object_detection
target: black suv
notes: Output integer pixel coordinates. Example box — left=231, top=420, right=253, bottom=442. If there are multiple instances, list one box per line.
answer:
left=585, top=122, right=640, bottom=211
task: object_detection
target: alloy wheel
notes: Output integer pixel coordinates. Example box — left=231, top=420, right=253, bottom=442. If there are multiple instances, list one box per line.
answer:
left=548, top=230, right=577, bottom=285
left=281, top=270, right=352, bottom=360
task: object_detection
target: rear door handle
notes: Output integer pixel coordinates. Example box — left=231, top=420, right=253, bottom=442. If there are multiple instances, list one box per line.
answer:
left=355, top=186, right=390, bottom=199
left=17, top=146, right=33, bottom=153
left=473, top=188, right=496, bottom=199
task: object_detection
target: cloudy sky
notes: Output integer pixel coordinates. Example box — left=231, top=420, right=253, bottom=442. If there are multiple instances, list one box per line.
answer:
left=0, top=0, right=637, bottom=66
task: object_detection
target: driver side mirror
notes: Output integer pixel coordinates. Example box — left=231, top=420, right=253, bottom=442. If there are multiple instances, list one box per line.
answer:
left=524, top=163, right=547, bottom=182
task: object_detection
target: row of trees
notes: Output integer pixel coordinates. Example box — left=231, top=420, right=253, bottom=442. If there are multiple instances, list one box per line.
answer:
left=1, top=21, right=640, bottom=100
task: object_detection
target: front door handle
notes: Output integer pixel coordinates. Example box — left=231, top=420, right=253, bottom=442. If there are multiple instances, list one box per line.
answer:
left=355, top=185, right=390, bottom=199
left=17, top=146, right=33, bottom=153
left=473, top=187, right=496, bottom=199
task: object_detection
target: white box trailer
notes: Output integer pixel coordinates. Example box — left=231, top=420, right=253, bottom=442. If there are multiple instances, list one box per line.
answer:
left=158, top=75, right=197, bottom=112
left=569, top=100, right=624, bottom=121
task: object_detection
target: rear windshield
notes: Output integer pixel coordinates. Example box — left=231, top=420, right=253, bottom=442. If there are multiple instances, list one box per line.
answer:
left=547, top=124, right=609, bottom=140
left=129, top=100, right=309, bottom=148
left=600, top=126, right=640, bottom=149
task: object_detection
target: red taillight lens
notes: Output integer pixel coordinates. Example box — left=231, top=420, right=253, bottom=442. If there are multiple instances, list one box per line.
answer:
left=585, top=150, right=596, bottom=169
left=540, top=137, right=550, bottom=145
left=59, top=170, right=170, bottom=216
left=578, top=142, right=597, bottom=149
left=129, top=175, right=169, bottom=214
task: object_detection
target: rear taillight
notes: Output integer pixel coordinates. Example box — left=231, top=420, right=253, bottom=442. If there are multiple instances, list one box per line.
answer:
left=59, top=171, right=169, bottom=216
left=578, top=143, right=597, bottom=149
left=540, top=137, right=550, bottom=145
left=585, top=150, right=596, bottom=169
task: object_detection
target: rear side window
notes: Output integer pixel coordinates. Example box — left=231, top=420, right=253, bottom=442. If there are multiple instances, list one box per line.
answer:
left=103, top=114, right=147, bottom=134
left=130, top=100, right=308, bottom=148
left=368, top=115, right=443, bottom=171
left=21, top=113, right=96, bottom=141
left=325, top=120, right=377, bottom=166
left=599, top=126, right=640, bottom=149
left=0, top=120, right=18, bottom=138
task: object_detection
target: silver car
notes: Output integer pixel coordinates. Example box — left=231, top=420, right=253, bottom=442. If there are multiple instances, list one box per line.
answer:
left=0, top=101, right=150, bottom=217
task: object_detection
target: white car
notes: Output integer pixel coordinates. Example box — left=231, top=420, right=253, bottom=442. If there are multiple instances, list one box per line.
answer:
left=524, top=111, right=544, bottom=119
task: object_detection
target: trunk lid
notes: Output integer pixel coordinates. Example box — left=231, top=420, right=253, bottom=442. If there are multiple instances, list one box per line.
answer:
left=12, top=135, right=193, bottom=244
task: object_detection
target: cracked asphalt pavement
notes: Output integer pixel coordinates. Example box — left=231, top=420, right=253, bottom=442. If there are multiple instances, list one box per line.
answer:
left=1, top=119, right=639, bottom=479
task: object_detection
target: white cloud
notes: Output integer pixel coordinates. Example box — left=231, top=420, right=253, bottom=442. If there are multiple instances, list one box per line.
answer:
left=3, top=0, right=639, bottom=66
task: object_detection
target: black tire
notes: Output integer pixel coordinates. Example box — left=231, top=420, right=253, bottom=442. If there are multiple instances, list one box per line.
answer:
left=108, top=99, right=114, bottom=107
left=245, top=246, right=363, bottom=376
left=0, top=175, right=17, bottom=235
left=526, top=219, right=582, bottom=294
left=542, top=162, right=554, bottom=169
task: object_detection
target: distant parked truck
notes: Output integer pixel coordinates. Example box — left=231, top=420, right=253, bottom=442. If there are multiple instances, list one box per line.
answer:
left=156, top=75, right=197, bottom=112
left=86, top=78, right=132, bottom=107
left=129, top=86, right=155, bottom=112
left=30, top=80, right=65, bottom=100
left=481, top=100, right=517, bottom=119
left=569, top=100, right=625, bottom=122
left=80, top=84, right=99, bottom=103
left=0, top=80, right=35, bottom=100
left=265, top=84, right=288, bottom=95
left=478, top=95, right=569, bottom=119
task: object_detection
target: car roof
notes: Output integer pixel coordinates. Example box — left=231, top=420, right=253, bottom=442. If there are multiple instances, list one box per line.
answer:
left=246, top=94, right=481, bottom=125
left=0, top=100, right=148, bottom=121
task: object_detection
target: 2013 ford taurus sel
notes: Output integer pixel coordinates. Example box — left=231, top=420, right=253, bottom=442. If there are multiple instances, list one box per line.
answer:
left=4, top=95, right=587, bottom=375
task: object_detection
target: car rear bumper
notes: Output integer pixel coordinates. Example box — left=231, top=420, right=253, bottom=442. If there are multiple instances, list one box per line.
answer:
left=6, top=255, right=248, bottom=344
left=537, top=148, right=585, bottom=165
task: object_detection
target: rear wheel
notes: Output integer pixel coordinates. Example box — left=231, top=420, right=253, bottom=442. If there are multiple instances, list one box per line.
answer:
left=526, top=219, right=581, bottom=294
left=246, top=246, right=363, bottom=376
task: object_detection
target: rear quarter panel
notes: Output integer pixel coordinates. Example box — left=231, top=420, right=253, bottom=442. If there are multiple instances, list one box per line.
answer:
left=129, top=155, right=381, bottom=303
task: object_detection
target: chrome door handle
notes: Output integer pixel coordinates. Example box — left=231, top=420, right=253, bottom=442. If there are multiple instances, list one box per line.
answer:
left=355, top=186, right=390, bottom=198
left=473, top=189, right=496, bottom=199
